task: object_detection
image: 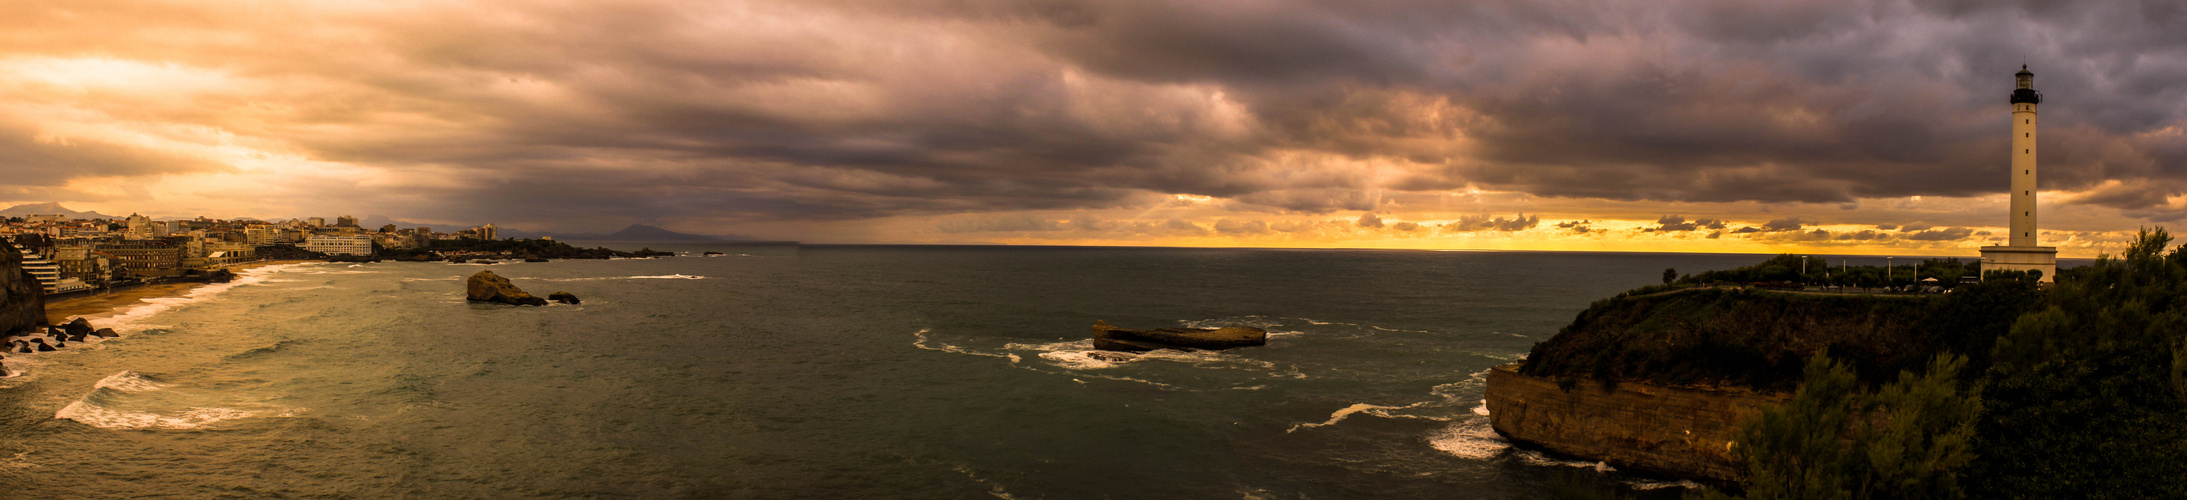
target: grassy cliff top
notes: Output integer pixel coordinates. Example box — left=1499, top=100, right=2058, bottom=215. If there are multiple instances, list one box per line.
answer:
left=1517, top=274, right=2037, bottom=392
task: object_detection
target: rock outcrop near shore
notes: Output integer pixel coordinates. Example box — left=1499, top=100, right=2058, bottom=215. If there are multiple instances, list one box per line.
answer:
left=466, top=270, right=547, bottom=306
left=0, top=241, right=47, bottom=337
left=547, top=291, right=580, bottom=305
left=1090, top=321, right=1267, bottom=352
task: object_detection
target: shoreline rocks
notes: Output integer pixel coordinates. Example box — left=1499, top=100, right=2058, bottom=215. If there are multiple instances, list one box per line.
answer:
left=1089, top=320, right=1267, bottom=352
left=465, top=270, right=547, bottom=306
left=547, top=291, right=580, bottom=305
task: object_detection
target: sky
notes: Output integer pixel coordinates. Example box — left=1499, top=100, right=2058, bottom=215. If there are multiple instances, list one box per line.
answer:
left=2, top=0, right=2184, bottom=256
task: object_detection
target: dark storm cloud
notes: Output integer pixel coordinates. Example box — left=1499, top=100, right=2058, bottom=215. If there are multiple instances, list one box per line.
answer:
left=1445, top=214, right=1540, bottom=232
left=1647, top=215, right=1726, bottom=232
left=8, top=0, right=2187, bottom=228
left=1906, top=226, right=1977, bottom=240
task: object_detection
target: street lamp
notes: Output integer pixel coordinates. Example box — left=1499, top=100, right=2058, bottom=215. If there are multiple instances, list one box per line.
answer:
left=1886, top=256, right=1894, bottom=291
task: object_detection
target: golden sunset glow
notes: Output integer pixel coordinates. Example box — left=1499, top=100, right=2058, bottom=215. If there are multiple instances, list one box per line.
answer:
left=2, top=1, right=2183, bottom=257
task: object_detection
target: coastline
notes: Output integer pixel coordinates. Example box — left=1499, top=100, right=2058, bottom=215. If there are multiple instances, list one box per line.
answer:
left=43, top=260, right=313, bottom=324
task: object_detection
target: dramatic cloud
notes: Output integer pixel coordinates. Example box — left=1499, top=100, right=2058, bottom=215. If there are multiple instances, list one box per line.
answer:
left=1647, top=215, right=1726, bottom=232
left=0, top=0, right=2182, bottom=244
left=1445, top=213, right=1541, bottom=232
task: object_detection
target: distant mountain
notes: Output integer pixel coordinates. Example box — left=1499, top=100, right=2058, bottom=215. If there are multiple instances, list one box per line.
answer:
left=519, top=224, right=748, bottom=242
left=0, top=202, right=120, bottom=220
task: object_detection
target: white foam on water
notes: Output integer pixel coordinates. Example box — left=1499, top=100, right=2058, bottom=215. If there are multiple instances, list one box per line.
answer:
left=1514, top=449, right=1606, bottom=469
left=54, top=371, right=302, bottom=430
left=543, top=274, right=707, bottom=281
left=86, top=263, right=310, bottom=332
left=950, top=465, right=1021, bottom=500
left=1289, top=403, right=1390, bottom=433
left=1427, top=418, right=1510, bottom=460
left=1625, top=479, right=1703, bottom=490
left=911, top=329, right=1013, bottom=360
left=1287, top=401, right=1446, bottom=433
left=0, top=451, right=38, bottom=471
left=55, top=402, right=278, bottom=430
left=1036, top=350, right=1132, bottom=370
left=91, top=371, right=166, bottom=392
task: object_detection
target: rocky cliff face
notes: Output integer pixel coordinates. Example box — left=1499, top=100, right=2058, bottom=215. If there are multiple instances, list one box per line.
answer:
left=0, top=241, right=47, bottom=335
left=1485, top=363, right=1787, bottom=483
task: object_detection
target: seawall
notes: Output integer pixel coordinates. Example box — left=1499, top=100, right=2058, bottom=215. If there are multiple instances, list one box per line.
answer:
left=0, top=241, right=46, bottom=335
left=1484, top=363, right=1788, bottom=483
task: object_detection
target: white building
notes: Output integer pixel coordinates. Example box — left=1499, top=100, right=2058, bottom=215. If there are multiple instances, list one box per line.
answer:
left=1980, top=65, right=2058, bottom=283
left=18, top=248, right=61, bottom=294
left=125, top=213, right=154, bottom=239
left=302, top=235, right=373, bottom=256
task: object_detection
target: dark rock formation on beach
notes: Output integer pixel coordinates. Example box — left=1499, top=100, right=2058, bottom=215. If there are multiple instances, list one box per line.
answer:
left=93, top=328, right=117, bottom=338
left=524, top=258, right=549, bottom=263
left=630, top=248, right=675, bottom=258
left=62, top=317, right=92, bottom=339
left=547, top=291, right=580, bottom=305
left=207, top=268, right=237, bottom=283
left=1089, top=321, right=1267, bottom=352
left=0, top=241, right=47, bottom=337
left=466, top=270, right=547, bottom=306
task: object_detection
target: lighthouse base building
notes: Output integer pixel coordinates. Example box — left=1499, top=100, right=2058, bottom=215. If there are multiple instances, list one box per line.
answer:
left=1980, top=245, right=2056, bottom=283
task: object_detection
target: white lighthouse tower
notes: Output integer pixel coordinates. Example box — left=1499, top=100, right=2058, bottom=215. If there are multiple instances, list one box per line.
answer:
left=1980, top=65, right=2057, bottom=282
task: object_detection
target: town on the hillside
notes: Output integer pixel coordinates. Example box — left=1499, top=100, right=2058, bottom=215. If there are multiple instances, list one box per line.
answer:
left=3, top=212, right=503, bottom=298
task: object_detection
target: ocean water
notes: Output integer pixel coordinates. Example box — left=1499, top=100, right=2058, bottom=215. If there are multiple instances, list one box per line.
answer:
left=0, top=245, right=1783, bottom=498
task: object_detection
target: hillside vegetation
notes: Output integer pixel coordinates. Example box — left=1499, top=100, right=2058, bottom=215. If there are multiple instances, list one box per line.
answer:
left=1518, top=282, right=2031, bottom=392
left=1523, top=230, right=2187, bottom=497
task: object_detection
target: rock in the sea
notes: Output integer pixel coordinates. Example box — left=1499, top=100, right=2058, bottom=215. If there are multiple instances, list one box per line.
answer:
left=67, top=331, right=85, bottom=342
left=473, top=260, right=498, bottom=265
left=208, top=268, right=237, bottom=283
left=15, top=340, right=29, bottom=353
left=466, top=270, right=548, bottom=306
left=35, top=339, right=53, bottom=352
left=62, top=318, right=93, bottom=338
left=93, top=328, right=118, bottom=338
left=703, top=251, right=725, bottom=256
left=1090, top=320, right=1267, bottom=352
left=524, top=258, right=549, bottom=263
left=547, top=291, right=580, bottom=305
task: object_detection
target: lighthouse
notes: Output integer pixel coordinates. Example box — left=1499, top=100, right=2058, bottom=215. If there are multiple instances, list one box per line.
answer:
left=1980, top=65, right=2058, bottom=282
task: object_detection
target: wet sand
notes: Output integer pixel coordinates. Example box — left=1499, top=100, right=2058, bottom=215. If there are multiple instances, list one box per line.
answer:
left=44, top=260, right=313, bottom=324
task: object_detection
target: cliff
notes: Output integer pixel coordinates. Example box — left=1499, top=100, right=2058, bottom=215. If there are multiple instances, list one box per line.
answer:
left=1515, top=286, right=2034, bottom=392
left=1485, top=364, right=1787, bottom=483
left=0, top=241, right=47, bottom=335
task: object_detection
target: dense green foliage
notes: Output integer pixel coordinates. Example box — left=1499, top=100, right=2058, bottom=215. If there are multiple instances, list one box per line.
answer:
left=1964, top=228, right=2187, bottom=498
left=1701, top=352, right=1980, bottom=500
left=1518, top=279, right=2034, bottom=391
left=1627, top=229, right=2187, bottom=497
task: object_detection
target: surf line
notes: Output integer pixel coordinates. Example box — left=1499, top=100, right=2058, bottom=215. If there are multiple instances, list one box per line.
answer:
left=1285, top=401, right=1444, bottom=433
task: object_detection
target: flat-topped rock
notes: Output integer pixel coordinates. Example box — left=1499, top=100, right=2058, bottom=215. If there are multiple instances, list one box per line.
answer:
left=1091, top=320, right=1267, bottom=352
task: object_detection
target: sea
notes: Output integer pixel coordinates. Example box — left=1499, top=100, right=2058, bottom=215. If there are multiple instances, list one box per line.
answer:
left=0, top=245, right=1974, bottom=498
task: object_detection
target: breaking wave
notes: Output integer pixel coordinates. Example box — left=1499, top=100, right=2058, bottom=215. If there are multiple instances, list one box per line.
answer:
left=54, top=371, right=302, bottom=430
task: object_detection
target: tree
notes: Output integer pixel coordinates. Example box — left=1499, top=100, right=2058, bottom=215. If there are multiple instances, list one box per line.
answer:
left=1665, top=268, right=1679, bottom=285
left=1712, top=351, right=1980, bottom=500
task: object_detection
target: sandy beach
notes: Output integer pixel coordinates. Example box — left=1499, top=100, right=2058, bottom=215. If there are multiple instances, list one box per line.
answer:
left=43, top=260, right=313, bottom=324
